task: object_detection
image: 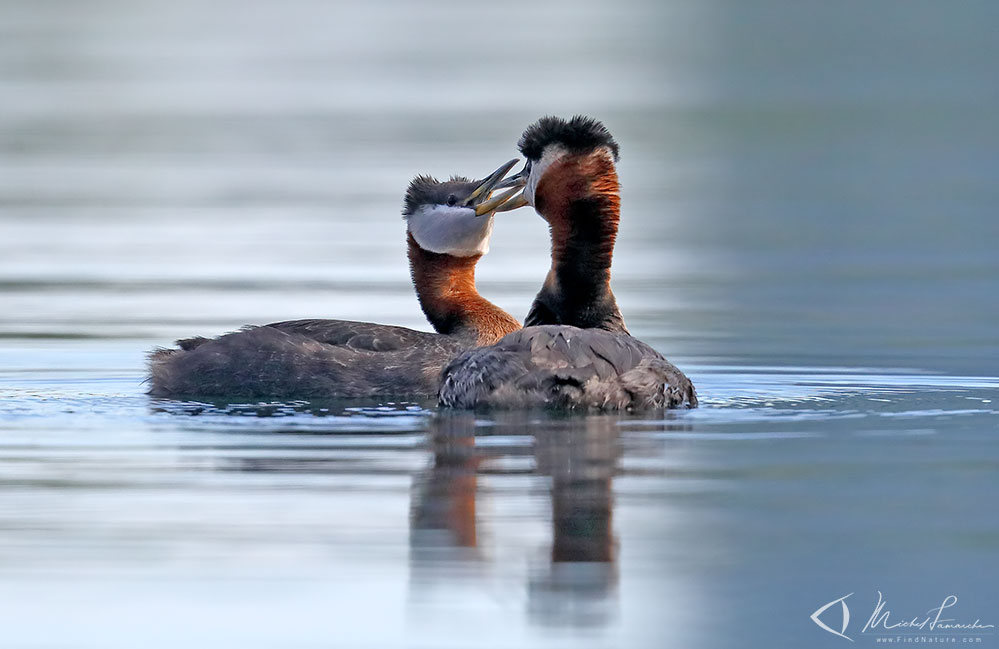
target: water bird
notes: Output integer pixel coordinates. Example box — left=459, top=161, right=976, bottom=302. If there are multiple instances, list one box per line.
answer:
left=438, top=116, right=698, bottom=410
left=148, top=160, right=525, bottom=399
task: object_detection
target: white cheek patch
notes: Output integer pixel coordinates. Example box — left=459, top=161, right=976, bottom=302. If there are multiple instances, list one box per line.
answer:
left=524, top=144, right=568, bottom=207
left=408, top=205, right=494, bottom=257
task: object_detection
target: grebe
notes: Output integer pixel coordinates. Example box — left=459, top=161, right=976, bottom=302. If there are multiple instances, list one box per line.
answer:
left=148, top=160, right=524, bottom=400
left=438, top=116, right=697, bottom=410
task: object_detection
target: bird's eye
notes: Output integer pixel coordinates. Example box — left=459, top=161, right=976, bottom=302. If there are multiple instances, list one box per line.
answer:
left=446, top=194, right=457, bottom=207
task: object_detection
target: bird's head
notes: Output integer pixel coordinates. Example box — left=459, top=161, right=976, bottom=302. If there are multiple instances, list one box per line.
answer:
left=403, top=158, right=523, bottom=257
left=496, top=115, right=620, bottom=223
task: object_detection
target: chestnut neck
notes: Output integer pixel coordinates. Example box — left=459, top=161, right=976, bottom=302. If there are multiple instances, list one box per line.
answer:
left=530, top=153, right=627, bottom=333
left=407, top=233, right=520, bottom=346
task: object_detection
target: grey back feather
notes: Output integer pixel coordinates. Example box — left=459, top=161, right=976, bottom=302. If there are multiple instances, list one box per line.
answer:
left=148, top=319, right=472, bottom=399
left=438, top=326, right=697, bottom=411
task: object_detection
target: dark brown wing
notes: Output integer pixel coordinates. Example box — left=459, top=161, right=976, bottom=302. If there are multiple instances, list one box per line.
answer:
left=148, top=320, right=469, bottom=400
left=267, top=318, right=439, bottom=352
left=438, top=325, right=697, bottom=411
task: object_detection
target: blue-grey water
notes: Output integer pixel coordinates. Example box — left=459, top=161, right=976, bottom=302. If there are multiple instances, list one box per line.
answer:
left=1, top=1, right=997, bottom=647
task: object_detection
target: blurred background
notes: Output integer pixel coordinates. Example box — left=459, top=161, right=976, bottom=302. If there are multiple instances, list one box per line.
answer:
left=1, top=1, right=997, bottom=647
left=2, top=0, right=996, bottom=371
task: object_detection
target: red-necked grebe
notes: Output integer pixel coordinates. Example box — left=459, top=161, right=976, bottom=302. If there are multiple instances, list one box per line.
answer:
left=438, top=116, right=697, bottom=410
left=148, top=159, right=525, bottom=399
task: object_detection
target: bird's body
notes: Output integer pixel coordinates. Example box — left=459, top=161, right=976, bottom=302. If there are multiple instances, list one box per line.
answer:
left=439, top=325, right=696, bottom=410
left=148, top=162, right=523, bottom=400
left=439, top=116, right=697, bottom=411
left=149, top=319, right=473, bottom=399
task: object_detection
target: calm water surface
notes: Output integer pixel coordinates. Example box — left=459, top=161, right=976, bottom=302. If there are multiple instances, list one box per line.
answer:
left=1, top=1, right=997, bottom=647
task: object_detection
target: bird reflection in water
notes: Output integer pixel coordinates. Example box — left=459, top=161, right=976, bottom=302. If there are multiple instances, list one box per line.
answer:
left=153, top=400, right=643, bottom=629
left=409, top=411, right=620, bottom=628
left=409, top=413, right=482, bottom=560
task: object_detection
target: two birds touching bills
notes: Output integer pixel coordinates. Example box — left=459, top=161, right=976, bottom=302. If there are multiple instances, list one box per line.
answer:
left=149, top=116, right=697, bottom=411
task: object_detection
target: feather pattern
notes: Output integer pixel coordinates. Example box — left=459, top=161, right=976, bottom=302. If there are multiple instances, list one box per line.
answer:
left=148, top=319, right=473, bottom=399
left=438, top=325, right=697, bottom=411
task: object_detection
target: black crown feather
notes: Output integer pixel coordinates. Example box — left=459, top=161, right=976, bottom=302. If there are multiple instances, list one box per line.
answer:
left=402, top=174, right=474, bottom=217
left=403, top=175, right=439, bottom=217
left=518, top=115, right=620, bottom=162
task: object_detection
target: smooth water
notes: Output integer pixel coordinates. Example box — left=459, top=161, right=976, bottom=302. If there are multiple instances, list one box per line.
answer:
left=1, top=1, right=997, bottom=647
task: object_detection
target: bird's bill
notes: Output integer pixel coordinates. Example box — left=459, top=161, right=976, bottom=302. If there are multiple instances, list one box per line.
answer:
left=464, top=158, right=519, bottom=205
left=493, top=162, right=529, bottom=190
left=492, top=192, right=528, bottom=213
left=474, top=187, right=528, bottom=216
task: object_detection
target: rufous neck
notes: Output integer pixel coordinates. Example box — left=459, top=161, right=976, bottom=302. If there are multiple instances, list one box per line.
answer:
left=534, top=156, right=626, bottom=331
left=407, top=234, right=520, bottom=345
left=549, top=199, right=618, bottom=302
